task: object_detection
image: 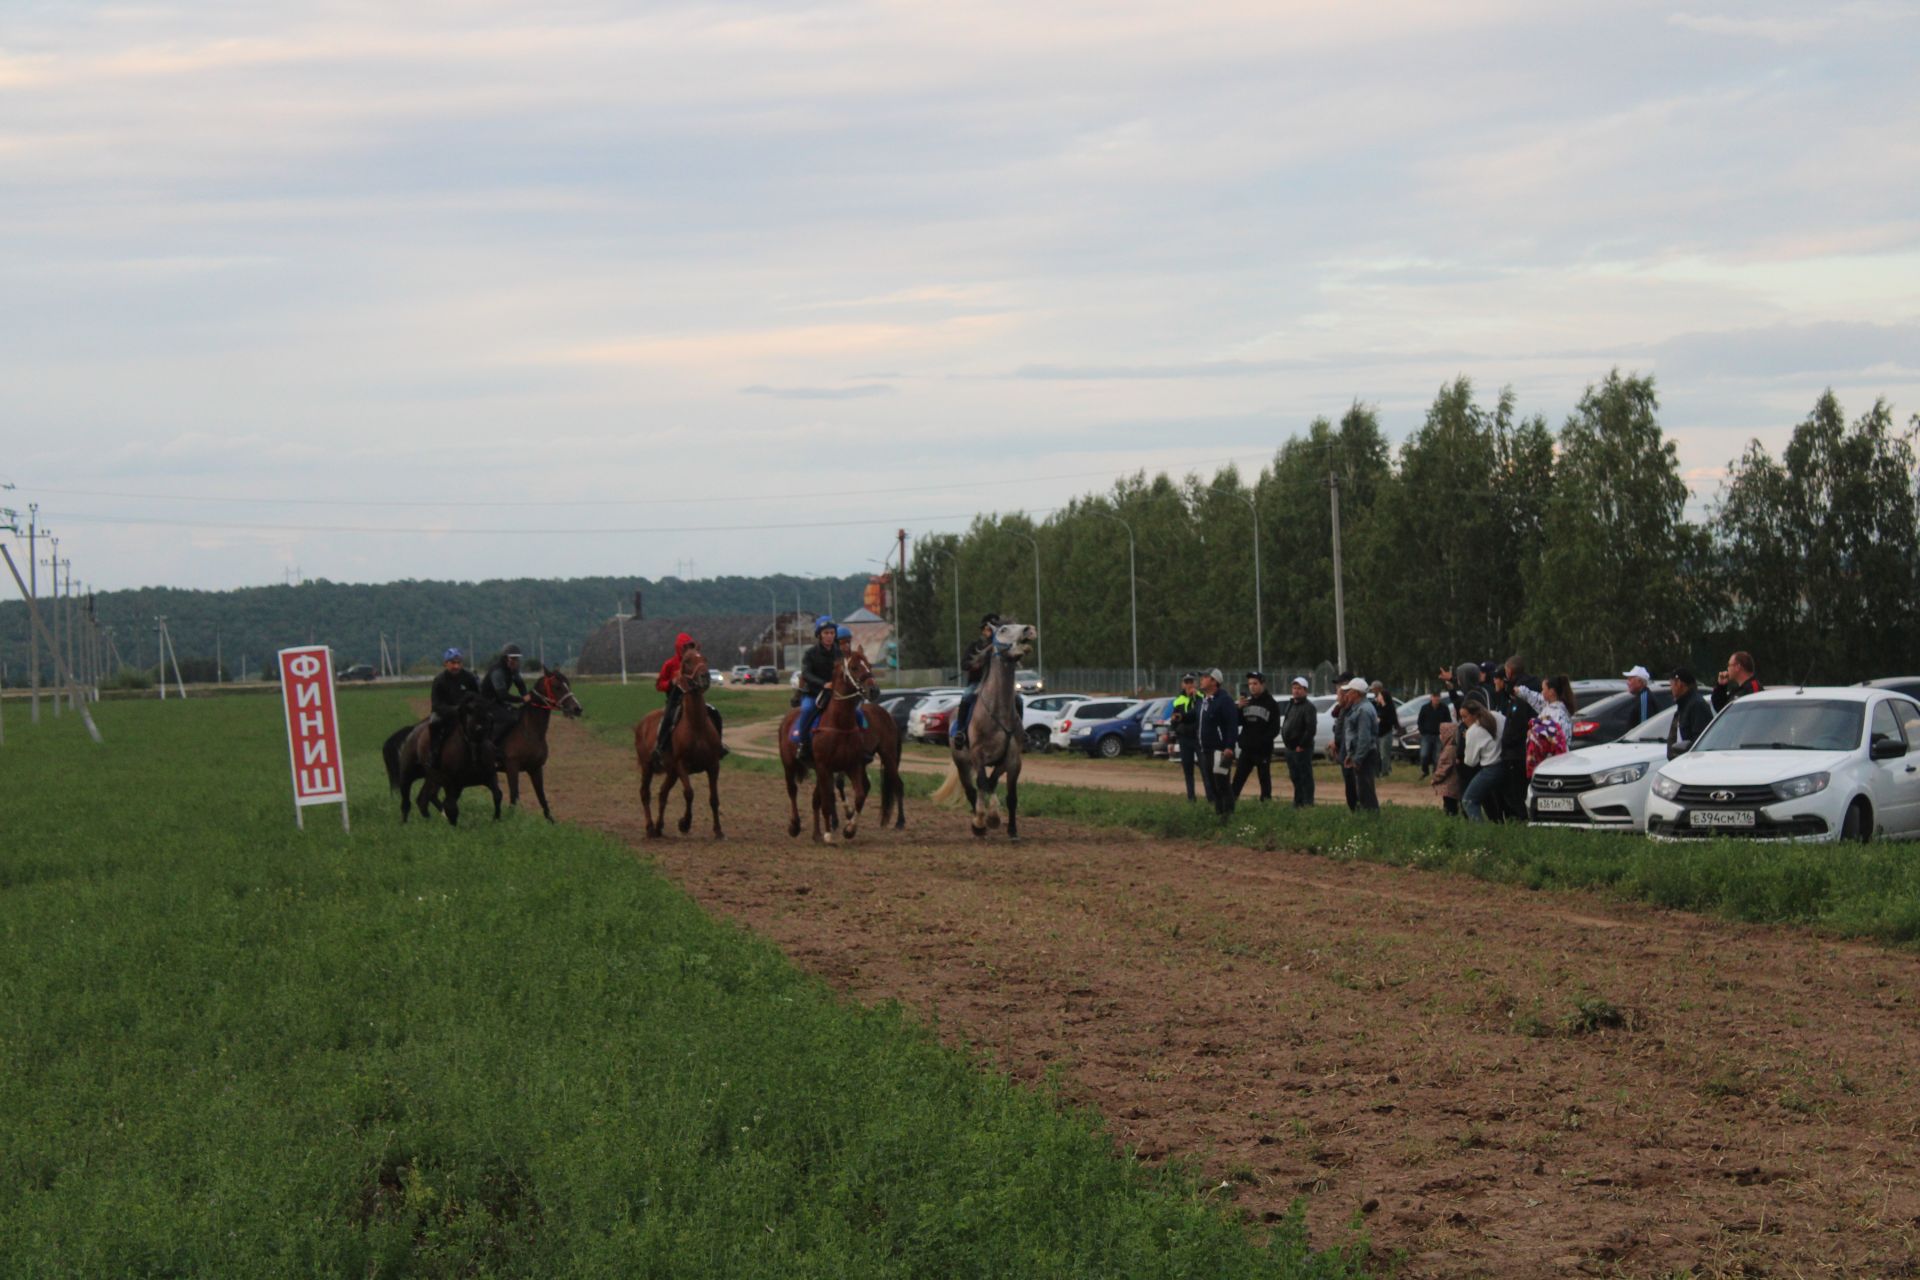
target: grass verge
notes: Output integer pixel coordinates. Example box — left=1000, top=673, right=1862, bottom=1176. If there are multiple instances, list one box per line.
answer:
left=0, top=694, right=1365, bottom=1278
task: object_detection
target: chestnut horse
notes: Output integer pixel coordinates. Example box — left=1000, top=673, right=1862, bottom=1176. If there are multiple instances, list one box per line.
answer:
left=632, top=647, right=725, bottom=839
left=778, top=648, right=872, bottom=842
left=493, top=668, right=584, bottom=822
left=858, top=675, right=907, bottom=830
left=382, top=694, right=502, bottom=826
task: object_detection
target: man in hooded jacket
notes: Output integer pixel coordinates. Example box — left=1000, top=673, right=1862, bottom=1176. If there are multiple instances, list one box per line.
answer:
left=652, top=632, right=728, bottom=764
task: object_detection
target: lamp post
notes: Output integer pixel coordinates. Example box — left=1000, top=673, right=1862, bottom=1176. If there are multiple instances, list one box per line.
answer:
left=1011, top=528, right=1043, bottom=682
left=1091, top=510, right=1138, bottom=694
left=1205, top=484, right=1262, bottom=674
left=765, top=585, right=780, bottom=670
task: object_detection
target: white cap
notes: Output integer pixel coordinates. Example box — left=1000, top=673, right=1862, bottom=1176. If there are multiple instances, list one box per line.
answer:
left=1206, top=667, right=1226, bottom=684
left=1344, top=677, right=1369, bottom=694
left=1622, top=665, right=1651, bottom=681
left=1291, top=675, right=1309, bottom=688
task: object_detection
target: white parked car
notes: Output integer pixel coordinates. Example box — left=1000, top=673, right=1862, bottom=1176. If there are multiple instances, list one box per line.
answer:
left=1527, top=705, right=1677, bottom=831
left=1308, top=695, right=1338, bottom=757
left=1646, top=687, right=1920, bottom=843
left=1021, top=692, right=1087, bottom=751
left=1049, top=697, right=1139, bottom=751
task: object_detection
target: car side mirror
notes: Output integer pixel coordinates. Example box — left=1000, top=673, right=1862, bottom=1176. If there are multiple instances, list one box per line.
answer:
left=1872, top=737, right=1908, bottom=761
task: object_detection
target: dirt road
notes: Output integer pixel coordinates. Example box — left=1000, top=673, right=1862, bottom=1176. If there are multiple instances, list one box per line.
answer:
left=551, top=716, right=1920, bottom=1278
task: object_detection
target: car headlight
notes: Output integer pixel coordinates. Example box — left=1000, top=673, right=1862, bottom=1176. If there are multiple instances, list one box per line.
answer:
left=1772, top=771, right=1830, bottom=801
left=1594, top=761, right=1650, bottom=788
left=1651, top=773, right=1682, bottom=800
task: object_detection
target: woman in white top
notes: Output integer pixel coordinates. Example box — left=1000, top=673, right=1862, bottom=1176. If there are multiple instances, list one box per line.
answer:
left=1458, top=701, right=1507, bottom=821
left=1512, top=674, right=1576, bottom=776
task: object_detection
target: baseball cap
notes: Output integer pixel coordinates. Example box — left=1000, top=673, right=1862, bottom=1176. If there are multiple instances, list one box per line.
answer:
left=1290, top=675, right=1309, bottom=689
left=1207, top=667, right=1226, bottom=684
left=1344, top=677, right=1368, bottom=694
left=1622, top=665, right=1651, bottom=681
left=1246, top=671, right=1266, bottom=683
left=1670, top=666, right=1698, bottom=685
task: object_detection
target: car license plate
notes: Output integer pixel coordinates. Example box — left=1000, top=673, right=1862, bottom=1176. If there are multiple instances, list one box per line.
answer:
left=1536, top=796, right=1577, bottom=814
left=1690, top=809, right=1756, bottom=828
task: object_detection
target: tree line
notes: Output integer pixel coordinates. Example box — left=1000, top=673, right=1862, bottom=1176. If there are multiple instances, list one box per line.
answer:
left=899, top=372, right=1920, bottom=689
left=0, top=573, right=870, bottom=684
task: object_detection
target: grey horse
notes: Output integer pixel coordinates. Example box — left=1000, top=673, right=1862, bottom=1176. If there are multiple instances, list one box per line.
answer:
left=933, top=620, right=1036, bottom=839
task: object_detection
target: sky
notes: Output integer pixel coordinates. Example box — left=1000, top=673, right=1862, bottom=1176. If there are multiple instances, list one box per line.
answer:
left=3, top=0, right=1917, bottom=592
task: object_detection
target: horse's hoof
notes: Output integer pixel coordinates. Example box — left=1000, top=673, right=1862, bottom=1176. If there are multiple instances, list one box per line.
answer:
left=677, top=820, right=692, bottom=834
left=713, top=831, right=725, bottom=841
left=987, top=813, right=1002, bottom=829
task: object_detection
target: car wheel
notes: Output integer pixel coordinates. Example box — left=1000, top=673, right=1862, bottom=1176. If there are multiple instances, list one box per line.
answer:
left=1098, top=735, right=1124, bottom=760
left=1025, top=726, right=1050, bottom=751
left=1842, top=798, right=1872, bottom=843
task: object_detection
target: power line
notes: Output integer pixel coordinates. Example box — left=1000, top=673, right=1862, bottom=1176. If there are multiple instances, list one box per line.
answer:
left=40, top=509, right=1063, bottom=537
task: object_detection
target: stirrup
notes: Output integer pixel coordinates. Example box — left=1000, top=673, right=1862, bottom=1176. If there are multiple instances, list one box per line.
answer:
left=950, top=731, right=967, bottom=749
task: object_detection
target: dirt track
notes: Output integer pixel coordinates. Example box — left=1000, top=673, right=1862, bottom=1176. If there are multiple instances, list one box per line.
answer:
left=550, top=715, right=1920, bottom=1278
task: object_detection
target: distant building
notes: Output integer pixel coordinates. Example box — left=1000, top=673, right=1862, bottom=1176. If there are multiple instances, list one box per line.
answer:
left=839, top=606, right=893, bottom=657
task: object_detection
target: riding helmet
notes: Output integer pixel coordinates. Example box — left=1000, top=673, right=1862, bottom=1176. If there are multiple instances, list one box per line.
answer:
left=503, top=643, right=522, bottom=657
left=980, top=612, right=1001, bottom=628
left=443, top=647, right=463, bottom=662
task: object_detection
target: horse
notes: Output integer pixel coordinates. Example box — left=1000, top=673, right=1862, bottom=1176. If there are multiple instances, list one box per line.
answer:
left=632, top=646, right=725, bottom=839
left=491, top=667, right=584, bottom=822
left=382, top=693, right=502, bottom=826
left=858, top=672, right=907, bottom=830
left=778, top=648, right=873, bottom=842
left=932, top=620, right=1035, bottom=838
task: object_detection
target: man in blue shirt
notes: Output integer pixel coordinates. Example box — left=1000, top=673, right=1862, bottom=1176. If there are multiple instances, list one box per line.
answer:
left=1197, top=668, right=1240, bottom=818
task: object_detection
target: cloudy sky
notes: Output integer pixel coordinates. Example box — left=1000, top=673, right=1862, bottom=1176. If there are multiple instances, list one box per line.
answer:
left=4, top=0, right=1917, bottom=592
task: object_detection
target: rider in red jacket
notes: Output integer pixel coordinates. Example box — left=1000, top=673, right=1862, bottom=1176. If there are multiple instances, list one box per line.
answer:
left=651, top=633, right=727, bottom=764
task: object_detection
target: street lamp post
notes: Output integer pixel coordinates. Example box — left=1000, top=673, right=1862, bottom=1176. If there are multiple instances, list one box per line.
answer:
left=1011, top=529, right=1043, bottom=681
left=1206, top=485, right=1263, bottom=674
left=1091, top=510, right=1138, bottom=694
left=764, top=585, right=780, bottom=670
left=923, top=543, right=961, bottom=679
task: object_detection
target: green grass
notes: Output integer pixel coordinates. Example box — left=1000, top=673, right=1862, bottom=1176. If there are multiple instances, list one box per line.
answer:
left=0, top=694, right=1365, bottom=1278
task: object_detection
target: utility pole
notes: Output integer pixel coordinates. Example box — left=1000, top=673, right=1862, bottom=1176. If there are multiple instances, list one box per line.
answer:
left=896, top=528, right=907, bottom=681
left=0, top=543, right=102, bottom=742
left=26, top=505, right=38, bottom=723
left=43, top=538, right=61, bottom=718
left=1327, top=470, right=1348, bottom=675
left=215, top=628, right=222, bottom=683
left=613, top=608, right=630, bottom=685
left=764, top=585, right=780, bottom=670
left=1013, top=528, right=1043, bottom=681
left=63, top=558, right=75, bottom=710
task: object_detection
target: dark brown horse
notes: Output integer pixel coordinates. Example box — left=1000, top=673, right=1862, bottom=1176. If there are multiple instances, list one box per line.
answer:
left=632, top=647, right=725, bottom=839
left=779, top=648, right=872, bottom=842
left=493, top=668, right=584, bottom=822
left=382, top=694, right=502, bottom=825
left=858, top=673, right=907, bottom=829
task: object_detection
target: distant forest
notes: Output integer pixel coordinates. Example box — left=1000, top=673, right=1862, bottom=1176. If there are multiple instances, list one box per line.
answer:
left=0, top=573, right=872, bottom=683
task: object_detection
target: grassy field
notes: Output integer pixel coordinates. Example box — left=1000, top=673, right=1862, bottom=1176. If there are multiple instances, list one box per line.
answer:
left=0, top=692, right=1366, bottom=1278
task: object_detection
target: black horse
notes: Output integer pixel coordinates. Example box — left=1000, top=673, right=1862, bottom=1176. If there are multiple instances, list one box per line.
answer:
left=382, top=694, right=502, bottom=825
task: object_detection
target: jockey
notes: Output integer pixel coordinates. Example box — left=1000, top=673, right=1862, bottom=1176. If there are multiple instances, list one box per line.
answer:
left=651, top=632, right=728, bottom=764
left=481, top=644, right=528, bottom=745
left=428, top=647, right=480, bottom=765
left=790, top=615, right=840, bottom=761
left=950, top=613, right=1001, bottom=749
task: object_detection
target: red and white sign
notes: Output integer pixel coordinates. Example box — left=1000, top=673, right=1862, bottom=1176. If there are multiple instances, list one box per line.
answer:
left=278, top=645, right=349, bottom=828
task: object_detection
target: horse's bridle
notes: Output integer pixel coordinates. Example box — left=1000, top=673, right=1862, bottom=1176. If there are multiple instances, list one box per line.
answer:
left=529, top=674, right=583, bottom=716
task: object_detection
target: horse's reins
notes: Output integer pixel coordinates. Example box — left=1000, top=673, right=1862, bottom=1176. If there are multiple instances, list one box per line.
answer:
left=811, top=658, right=870, bottom=734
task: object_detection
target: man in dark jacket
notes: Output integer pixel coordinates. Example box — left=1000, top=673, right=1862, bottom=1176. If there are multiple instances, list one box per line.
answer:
left=1494, top=656, right=1536, bottom=821
left=1280, top=675, right=1317, bottom=807
left=950, top=613, right=1001, bottom=749
left=788, top=616, right=841, bottom=760
left=1712, top=651, right=1762, bottom=711
left=1622, top=665, right=1656, bottom=729
left=1169, top=673, right=1202, bottom=802
left=480, top=644, right=528, bottom=745
left=1667, top=667, right=1714, bottom=759
left=652, top=632, right=728, bottom=765
left=1415, top=690, right=1448, bottom=777
left=428, top=647, right=481, bottom=765
left=1196, top=668, right=1240, bottom=817
left=1334, top=677, right=1380, bottom=812
left=1231, top=672, right=1279, bottom=803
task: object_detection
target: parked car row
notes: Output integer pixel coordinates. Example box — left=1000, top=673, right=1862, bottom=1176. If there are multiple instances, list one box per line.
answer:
left=1528, top=683, right=1920, bottom=844
left=726, top=664, right=781, bottom=684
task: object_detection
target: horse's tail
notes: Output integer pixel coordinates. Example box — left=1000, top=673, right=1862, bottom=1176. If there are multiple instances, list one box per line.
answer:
left=382, top=725, right=410, bottom=792
left=931, top=760, right=965, bottom=806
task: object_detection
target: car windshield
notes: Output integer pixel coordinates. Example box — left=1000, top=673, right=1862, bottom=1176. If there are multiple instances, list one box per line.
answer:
left=1692, top=699, right=1864, bottom=753
left=1620, top=705, right=1678, bottom=743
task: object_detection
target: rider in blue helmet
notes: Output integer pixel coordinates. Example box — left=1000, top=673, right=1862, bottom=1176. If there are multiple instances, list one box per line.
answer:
left=790, top=615, right=841, bottom=761
left=427, top=646, right=481, bottom=766
left=950, top=613, right=1002, bottom=749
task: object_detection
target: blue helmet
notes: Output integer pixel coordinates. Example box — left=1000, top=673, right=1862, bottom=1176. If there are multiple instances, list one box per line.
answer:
left=443, top=647, right=463, bottom=662
left=815, top=614, right=836, bottom=633
left=836, top=625, right=852, bottom=640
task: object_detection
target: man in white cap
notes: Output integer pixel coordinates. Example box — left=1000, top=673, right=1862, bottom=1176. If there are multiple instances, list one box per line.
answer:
left=1279, top=675, right=1318, bottom=806
left=1196, top=668, right=1240, bottom=817
left=1622, top=665, right=1654, bottom=730
left=1334, top=676, right=1380, bottom=812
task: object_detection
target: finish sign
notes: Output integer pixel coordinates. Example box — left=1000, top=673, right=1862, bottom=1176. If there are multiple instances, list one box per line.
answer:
left=278, top=645, right=350, bottom=831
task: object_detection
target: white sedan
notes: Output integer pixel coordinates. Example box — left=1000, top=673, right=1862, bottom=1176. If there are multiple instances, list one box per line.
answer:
left=1646, top=687, right=1920, bottom=842
left=1527, top=706, right=1676, bottom=831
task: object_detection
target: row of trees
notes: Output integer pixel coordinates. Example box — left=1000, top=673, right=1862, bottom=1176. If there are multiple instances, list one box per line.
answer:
left=899, top=374, right=1920, bottom=688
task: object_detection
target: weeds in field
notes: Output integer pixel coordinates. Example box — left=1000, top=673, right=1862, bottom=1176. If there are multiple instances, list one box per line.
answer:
left=0, top=694, right=1370, bottom=1279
